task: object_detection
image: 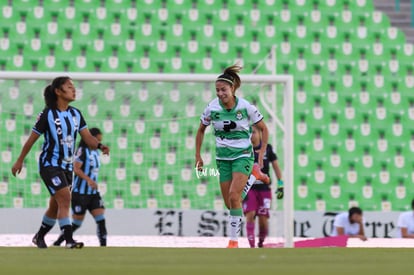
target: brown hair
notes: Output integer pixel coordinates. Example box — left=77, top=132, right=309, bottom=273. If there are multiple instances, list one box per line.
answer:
left=44, top=76, right=71, bottom=109
left=216, top=64, right=242, bottom=92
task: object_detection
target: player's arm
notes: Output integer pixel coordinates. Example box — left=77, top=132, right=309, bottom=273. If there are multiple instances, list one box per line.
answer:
left=271, top=160, right=283, bottom=181
left=11, top=131, right=40, bottom=176
left=336, top=226, right=366, bottom=240
left=254, top=120, right=269, bottom=168
left=339, top=223, right=367, bottom=241
left=356, top=222, right=368, bottom=241
left=79, top=128, right=109, bottom=155
left=336, top=226, right=345, bottom=236
left=271, top=160, right=284, bottom=199
left=400, top=227, right=414, bottom=238
left=195, top=122, right=207, bottom=170
left=73, top=160, right=97, bottom=190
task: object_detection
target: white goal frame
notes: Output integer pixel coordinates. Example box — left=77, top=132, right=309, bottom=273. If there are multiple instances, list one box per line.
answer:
left=0, top=71, right=294, bottom=248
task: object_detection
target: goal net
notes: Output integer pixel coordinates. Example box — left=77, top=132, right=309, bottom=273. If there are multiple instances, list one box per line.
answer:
left=0, top=71, right=293, bottom=247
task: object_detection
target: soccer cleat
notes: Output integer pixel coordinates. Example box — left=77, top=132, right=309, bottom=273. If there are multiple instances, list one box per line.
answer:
left=258, top=241, right=264, bottom=248
left=251, top=163, right=270, bottom=184
left=227, top=240, right=239, bottom=248
left=32, top=233, right=47, bottom=249
left=53, top=235, right=65, bottom=246
left=65, top=241, right=84, bottom=249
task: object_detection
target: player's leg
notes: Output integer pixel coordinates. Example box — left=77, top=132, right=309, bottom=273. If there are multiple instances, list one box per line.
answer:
left=53, top=214, right=85, bottom=246
left=244, top=210, right=257, bottom=248
left=91, top=208, right=107, bottom=246
left=241, top=164, right=270, bottom=200
left=53, top=171, right=83, bottom=249
left=90, top=194, right=107, bottom=246
left=217, top=159, right=232, bottom=209
left=71, top=214, right=84, bottom=234
left=70, top=192, right=88, bottom=234
left=32, top=197, right=58, bottom=248
left=227, top=171, right=249, bottom=248
left=217, top=159, right=240, bottom=247
left=219, top=181, right=231, bottom=210
left=258, top=216, right=269, bottom=248
left=226, top=157, right=254, bottom=248
left=243, top=190, right=259, bottom=248
left=257, top=190, right=272, bottom=248
left=54, top=187, right=82, bottom=248
left=33, top=168, right=65, bottom=248
left=53, top=192, right=85, bottom=246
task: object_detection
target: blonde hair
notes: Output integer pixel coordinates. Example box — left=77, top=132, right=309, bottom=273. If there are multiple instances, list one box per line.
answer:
left=216, top=64, right=242, bottom=92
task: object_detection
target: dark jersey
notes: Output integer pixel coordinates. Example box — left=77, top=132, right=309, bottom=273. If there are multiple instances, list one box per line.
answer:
left=33, top=107, right=87, bottom=171
left=72, top=146, right=100, bottom=195
left=252, top=143, right=277, bottom=191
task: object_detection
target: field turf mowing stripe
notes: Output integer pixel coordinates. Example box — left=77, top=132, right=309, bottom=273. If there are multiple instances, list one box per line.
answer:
left=0, top=247, right=413, bottom=275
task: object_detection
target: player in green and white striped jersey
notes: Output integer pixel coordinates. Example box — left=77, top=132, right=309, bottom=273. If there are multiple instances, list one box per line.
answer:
left=195, top=64, right=270, bottom=248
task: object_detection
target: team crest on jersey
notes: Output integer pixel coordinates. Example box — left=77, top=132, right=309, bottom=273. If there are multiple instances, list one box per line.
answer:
left=236, top=111, right=243, bottom=120
left=60, top=136, right=74, bottom=148
left=75, top=205, right=82, bottom=213
left=51, top=176, right=62, bottom=187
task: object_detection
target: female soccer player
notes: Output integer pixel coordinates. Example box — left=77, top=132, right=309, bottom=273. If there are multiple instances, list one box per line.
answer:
left=53, top=128, right=107, bottom=246
left=195, top=64, right=270, bottom=248
left=11, top=77, right=109, bottom=248
left=243, top=125, right=284, bottom=248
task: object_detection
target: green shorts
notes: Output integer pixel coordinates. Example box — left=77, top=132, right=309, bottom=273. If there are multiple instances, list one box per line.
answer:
left=216, top=157, right=254, bottom=183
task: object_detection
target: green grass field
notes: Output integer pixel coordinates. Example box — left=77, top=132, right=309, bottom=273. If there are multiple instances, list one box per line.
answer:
left=0, top=247, right=412, bottom=275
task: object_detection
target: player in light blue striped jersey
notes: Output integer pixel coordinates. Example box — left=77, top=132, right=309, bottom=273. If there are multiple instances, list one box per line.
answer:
left=53, top=127, right=107, bottom=246
left=11, top=77, right=110, bottom=249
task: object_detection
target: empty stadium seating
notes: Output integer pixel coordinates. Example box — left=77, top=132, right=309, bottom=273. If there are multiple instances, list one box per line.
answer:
left=0, top=0, right=413, bottom=211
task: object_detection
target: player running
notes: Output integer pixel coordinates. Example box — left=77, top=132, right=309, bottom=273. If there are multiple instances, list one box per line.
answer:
left=243, top=124, right=284, bottom=248
left=11, top=77, right=110, bottom=249
left=53, top=127, right=108, bottom=247
left=195, top=64, right=270, bottom=248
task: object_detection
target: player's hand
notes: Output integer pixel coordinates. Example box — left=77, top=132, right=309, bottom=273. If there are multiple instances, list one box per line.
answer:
left=11, top=160, right=23, bottom=177
left=87, top=179, right=98, bottom=190
left=195, top=156, right=204, bottom=171
left=276, top=179, right=284, bottom=199
left=358, top=235, right=368, bottom=241
left=100, top=144, right=110, bottom=155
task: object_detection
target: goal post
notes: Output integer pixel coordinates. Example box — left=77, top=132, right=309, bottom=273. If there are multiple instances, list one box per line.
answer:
left=0, top=71, right=294, bottom=247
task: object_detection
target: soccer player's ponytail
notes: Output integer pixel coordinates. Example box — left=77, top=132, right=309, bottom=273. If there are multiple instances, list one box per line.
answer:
left=216, top=64, right=242, bottom=92
left=44, top=84, right=57, bottom=109
left=44, top=76, right=71, bottom=109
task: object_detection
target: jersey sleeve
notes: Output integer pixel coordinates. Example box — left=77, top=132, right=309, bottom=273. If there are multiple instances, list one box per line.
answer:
left=397, top=213, right=408, bottom=228
left=78, top=110, right=87, bottom=131
left=247, top=103, right=264, bottom=124
left=32, top=109, right=49, bottom=135
left=333, top=213, right=346, bottom=228
left=266, top=144, right=278, bottom=162
left=200, top=104, right=212, bottom=126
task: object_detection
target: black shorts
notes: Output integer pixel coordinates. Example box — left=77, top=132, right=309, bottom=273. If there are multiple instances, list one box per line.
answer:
left=71, top=192, right=105, bottom=215
left=39, top=166, right=73, bottom=196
